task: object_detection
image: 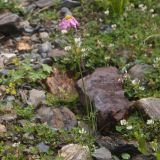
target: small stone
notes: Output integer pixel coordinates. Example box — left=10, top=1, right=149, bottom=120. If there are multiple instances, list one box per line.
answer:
left=31, top=34, right=39, bottom=42
left=28, top=89, right=45, bottom=107
left=0, top=69, right=8, bottom=76
left=35, top=0, right=53, bottom=8
left=6, top=96, right=15, bottom=101
left=39, top=42, right=52, bottom=53
left=0, top=113, right=17, bottom=122
left=48, top=49, right=68, bottom=58
left=17, top=41, right=31, bottom=51
left=58, top=144, right=91, bottom=160
left=1, top=53, right=16, bottom=60
left=0, top=56, right=4, bottom=68
left=39, top=32, right=49, bottom=41
left=0, top=124, right=7, bottom=133
left=93, top=147, right=112, bottom=160
left=61, top=0, right=81, bottom=9
left=37, top=142, right=49, bottom=153
left=23, top=133, right=34, bottom=140
left=41, top=58, right=53, bottom=66
left=131, top=154, right=156, bottom=160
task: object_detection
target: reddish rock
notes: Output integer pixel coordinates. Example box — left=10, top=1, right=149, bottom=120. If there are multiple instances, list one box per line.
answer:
left=0, top=124, right=7, bottom=133
left=77, top=67, right=130, bottom=132
left=46, top=68, right=77, bottom=100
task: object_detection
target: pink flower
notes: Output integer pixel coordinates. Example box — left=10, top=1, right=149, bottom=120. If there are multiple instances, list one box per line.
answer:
left=59, top=15, right=79, bottom=30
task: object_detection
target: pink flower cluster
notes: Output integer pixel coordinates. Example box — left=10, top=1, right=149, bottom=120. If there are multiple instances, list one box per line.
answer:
left=59, top=16, right=79, bottom=30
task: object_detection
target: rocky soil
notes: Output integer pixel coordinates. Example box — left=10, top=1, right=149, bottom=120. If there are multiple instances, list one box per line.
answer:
left=0, top=0, right=159, bottom=160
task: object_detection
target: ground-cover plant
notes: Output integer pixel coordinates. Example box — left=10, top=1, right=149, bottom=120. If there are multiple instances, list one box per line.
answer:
left=0, top=0, right=22, bottom=13
left=38, top=10, right=59, bottom=22
left=109, top=0, right=129, bottom=16
left=1, top=58, right=52, bottom=95
left=45, top=92, right=78, bottom=106
left=116, top=114, right=160, bottom=159
left=123, top=57, right=160, bottom=99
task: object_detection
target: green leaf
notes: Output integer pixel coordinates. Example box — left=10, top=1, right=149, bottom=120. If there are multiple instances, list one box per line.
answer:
left=42, top=64, right=53, bottom=73
left=121, top=153, right=131, bottom=160
left=156, top=151, right=160, bottom=160
left=55, top=156, right=64, bottom=160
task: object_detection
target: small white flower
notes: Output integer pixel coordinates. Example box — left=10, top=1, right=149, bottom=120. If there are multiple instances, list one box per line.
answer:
left=130, top=3, right=135, bottom=8
left=139, top=86, right=145, bottom=90
left=147, top=119, right=154, bottom=125
left=61, top=30, right=68, bottom=34
left=64, top=46, right=71, bottom=51
left=139, top=4, right=144, bottom=7
left=104, top=10, right=109, bottom=15
left=152, top=14, right=157, bottom=18
left=108, top=43, right=114, bottom=48
left=12, top=142, right=20, bottom=147
left=111, top=24, right=117, bottom=30
left=132, top=79, right=140, bottom=85
left=74, top=37, right=82, bottom=47
left=81, top=48, right=86, bottom=52
left=79, top=128, right=87, bottom=134
left=120, top=119, right=128, bottom=126
left=149, top=9, right=154, bottom=13
left=126, top=125, right=133, bottom=130
left=104, top=56, right=110, bottom=61
left=99, top=18, right=103, bottom=22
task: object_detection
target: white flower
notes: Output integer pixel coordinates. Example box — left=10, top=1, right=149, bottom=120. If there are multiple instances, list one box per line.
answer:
left=147, top=119, right=154, bottom=125
left=132, top=79, right=140, bottom=85
left=104, top=56, right=110, bottom=61
left=111, top=24, right=117, bottom=30
left=104, top=10, right=109, bottom=15
left=64, top=46, right=71, bottom=51
left=99, top=18, right=103, bottom=22
left=120, top=119, right=128, bottom=126
left=108, top=43, right=114, bottom=48
left=74, top=37, right=82, bottom=47
left=139, top=4, right=147, bottom=11
left=152, top=14, right=157, bottom=18
left=61, top=30, right=68, bottom=34
left=139, top=4, right=144, bottom=8
left=79, top=128, right=87, bottom=134
left=130, top=3, right=135, bottom=8
left=139, top=86, right=145, bottom=90
left=149, top=9, right=154, bottom=13
left=81, top=48, right=86, bottom=52
left=126, top=125, right=133, bottom=130
left=12, top=142, right=20, bottom=147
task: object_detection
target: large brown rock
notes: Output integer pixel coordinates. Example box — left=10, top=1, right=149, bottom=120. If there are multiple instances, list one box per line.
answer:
left=36, top=106, right=77, bottom=130
left=77, top=67, right=130, bottom=132
left=0, top=13, right=21, bottom=34
left=58, top=144, right=91, bottom=160
left=131, top=98, right=160, bottom=119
